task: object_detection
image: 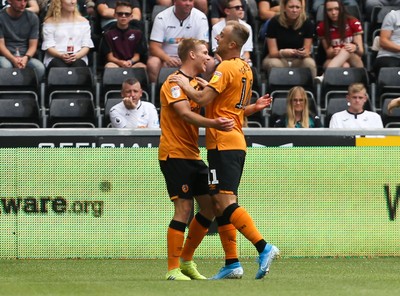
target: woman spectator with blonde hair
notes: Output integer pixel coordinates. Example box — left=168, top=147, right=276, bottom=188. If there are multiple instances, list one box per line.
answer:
left=41, top=0, right=94, bottom=69
left=262, top=0, right=317, bottom=77
left=274, top=86, right=321, bottom=128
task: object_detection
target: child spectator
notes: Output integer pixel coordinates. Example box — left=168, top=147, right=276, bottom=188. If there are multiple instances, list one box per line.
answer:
left=102, top=1, right=147, bottom=69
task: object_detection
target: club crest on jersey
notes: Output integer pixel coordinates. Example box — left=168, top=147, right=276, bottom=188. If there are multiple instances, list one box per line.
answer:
left=182, top=184, right=189, bottom=193
left=171, top=85, right=181, bottom=98
left=210, top=71, right=222, bottom=84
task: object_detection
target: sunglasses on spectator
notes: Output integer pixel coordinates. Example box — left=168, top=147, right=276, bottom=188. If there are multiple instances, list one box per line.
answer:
left=229, top=5, right=244, bottom=10
left=116, top=12, right=131, bottom=17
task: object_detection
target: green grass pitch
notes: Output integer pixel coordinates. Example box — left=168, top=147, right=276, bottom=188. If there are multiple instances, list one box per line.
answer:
left=1, top=258, right=399, bottom=296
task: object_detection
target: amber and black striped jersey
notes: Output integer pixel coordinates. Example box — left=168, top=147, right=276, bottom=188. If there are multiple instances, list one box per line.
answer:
left=206, top=58, right=253, bottom=151
left=158, top=71, right=202, bottom=161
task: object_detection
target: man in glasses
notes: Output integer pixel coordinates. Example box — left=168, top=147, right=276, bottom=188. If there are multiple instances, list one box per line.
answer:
left=210, top=0, right=248, bottom=26
left=211, top=0, right=253, bottom=66
left=97, top=0, right=141, bottom=31
left=102, top=1, right=147, bottom=68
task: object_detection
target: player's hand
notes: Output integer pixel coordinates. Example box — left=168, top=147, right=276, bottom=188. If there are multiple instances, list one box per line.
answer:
left=195, top=77, right=208, bottom=89
left=213, top=117, right=235, bottom=131
left=388, top=98, right=400, bottom=114
left=169, top=74, right=190, bottom=88
left=255, top=94, right=273, bottom=111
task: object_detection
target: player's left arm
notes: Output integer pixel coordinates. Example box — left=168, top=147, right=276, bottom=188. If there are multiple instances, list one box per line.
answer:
left=244, top=93, right=272, bottom=117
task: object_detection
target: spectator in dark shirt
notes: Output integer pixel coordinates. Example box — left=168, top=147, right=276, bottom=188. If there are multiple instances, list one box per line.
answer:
left=262, top=0, right=317, bottom=77
left=102, top=1, right=147, bottom=68
left=0, top=0, right=45, bottom=81
left=96, top=0, right=141, bottom=31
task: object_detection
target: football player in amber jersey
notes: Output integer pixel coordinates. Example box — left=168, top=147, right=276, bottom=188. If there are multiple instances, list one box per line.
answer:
left=170, top=21, right=280, bottom=280
left=159, top=38, right=234, bottom=281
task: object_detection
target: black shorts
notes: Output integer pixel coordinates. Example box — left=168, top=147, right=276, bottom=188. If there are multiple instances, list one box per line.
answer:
left=159, top=158, right=209, bottom=201
left=207, top=149, right=246, bottom=196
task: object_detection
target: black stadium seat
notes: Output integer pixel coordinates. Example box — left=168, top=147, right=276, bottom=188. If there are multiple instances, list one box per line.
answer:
left=319, top=67, right=369, bottom=110
left=46, top=67, right=95, bottom=108
left=48, top=97, right=96, bottom=128
left=0, top=96, right=41, bottom=128
left=101, top=67, right=150, bottom=107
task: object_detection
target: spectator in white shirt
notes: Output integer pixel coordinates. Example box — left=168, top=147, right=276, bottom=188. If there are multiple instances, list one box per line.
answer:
left=211, top=0, right=253, bottom=65
left=110, top=78, right=159, bottom=128
left=329, top=83, right=383, bottom=129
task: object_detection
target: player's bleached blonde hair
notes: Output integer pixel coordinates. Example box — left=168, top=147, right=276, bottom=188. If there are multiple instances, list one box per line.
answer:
left=45, top=0, right=81, bottom=22
left=178, top=38, right=208, bottom=62
left=225, top=20, right=249, bottom=49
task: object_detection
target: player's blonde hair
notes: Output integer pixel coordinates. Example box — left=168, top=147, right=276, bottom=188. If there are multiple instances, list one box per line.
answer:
left=225, top=20, right=249, bottom=48
left=178, top=38, right=207, bottom=62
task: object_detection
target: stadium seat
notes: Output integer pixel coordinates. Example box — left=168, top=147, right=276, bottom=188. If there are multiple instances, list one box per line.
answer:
left=0, top=96, right=41, bottom=128
left=101, top=67, right=150, bottom=107
left=318, top=67, right=369, bottom=110
left=367, top=6, right=398, bottom=45
left=46, top=67, right=95, bottom=108
left=267, top=97, right=287, bottom=127
left=324, top=98, right=349, bottom=127
left=152, top=67, right=179, bottom=108
left=103, top=98, right=121, bottom=128
left=0, top=67, right=39, bottom=91
left=381, top=98, right=400, bottom=128
left=267, top=67, right=315, bottom=94
left=0, top=68, right=42, bottom=127
left=48, top=97, right=97, bottom=128
left=251, top=66, right=263, bottom=97
left=376, top=67, right=400, bottom=110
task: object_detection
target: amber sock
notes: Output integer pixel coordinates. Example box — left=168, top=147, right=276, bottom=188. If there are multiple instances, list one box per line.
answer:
left=167, top=220, right=186, bottom=271
left=216, top=216, right=238, bottom=264
left=225, top=204, right=264, bottom=245
left=181, top=213, right=212, bottom=261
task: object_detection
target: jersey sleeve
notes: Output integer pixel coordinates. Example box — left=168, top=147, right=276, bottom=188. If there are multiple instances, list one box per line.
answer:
left=349, top=18, right=363, bottom=35
left=163, top=77, right=188, bottom=106
left=109, top=106, right=127, bottom=128
left=208, top=61, right=232, bottom=95
left=147, top=105, right=160, bottom=128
